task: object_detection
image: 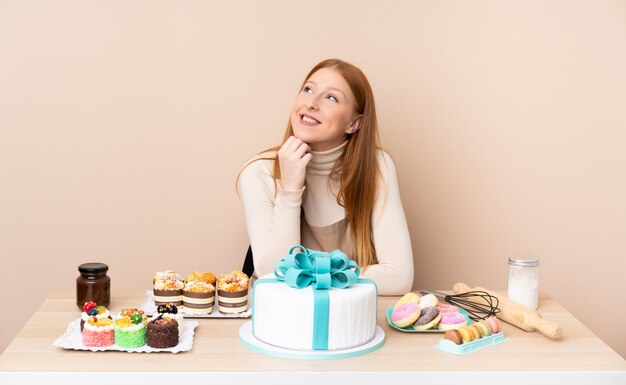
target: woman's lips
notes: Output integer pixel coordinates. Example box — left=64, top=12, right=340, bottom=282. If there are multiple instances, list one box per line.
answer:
left=300, top=114, right=320, bottom=126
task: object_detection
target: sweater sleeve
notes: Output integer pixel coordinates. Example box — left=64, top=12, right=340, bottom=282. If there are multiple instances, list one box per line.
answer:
left=238, top=158, right=303, bottom=277
left=359, top=151, right=415, bottom=295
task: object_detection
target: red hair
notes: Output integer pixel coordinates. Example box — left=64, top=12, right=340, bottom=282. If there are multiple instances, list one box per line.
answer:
left=240, top=59, right=381, bottom=268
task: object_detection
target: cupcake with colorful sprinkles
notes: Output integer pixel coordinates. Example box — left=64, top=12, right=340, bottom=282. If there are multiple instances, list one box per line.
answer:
left=114, top=308, right=147, bottom=348
left=216, top=270, right=249, bottom=314
left=82, top=316, right=114, bottom=347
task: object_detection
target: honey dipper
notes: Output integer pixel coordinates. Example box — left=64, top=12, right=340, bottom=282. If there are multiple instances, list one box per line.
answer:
left=453, top=282, right=561, bottom=339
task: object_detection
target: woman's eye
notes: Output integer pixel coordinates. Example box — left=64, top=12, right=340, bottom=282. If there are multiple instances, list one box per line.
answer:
left=327, top=95, right=338, bottom=102
left=303, top=86, right=313, bottom=93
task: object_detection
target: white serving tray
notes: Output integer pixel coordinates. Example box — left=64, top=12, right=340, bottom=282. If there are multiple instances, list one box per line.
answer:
left=53, top=318, right=198, bottom=353
left=142, top=290, right=251, bottom=318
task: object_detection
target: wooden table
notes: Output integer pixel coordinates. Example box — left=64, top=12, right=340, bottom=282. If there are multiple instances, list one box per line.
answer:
left=0, top=290, right=624, bottom=384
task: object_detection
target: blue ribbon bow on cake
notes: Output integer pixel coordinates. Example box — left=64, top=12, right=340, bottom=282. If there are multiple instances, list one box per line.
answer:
left=268, top=245, right=362, bottom=350
left=273, top=245, right=361, bottom=290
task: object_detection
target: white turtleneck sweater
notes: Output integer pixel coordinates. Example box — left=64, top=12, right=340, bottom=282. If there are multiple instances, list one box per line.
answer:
left=238, top=142, right=414, bottom=295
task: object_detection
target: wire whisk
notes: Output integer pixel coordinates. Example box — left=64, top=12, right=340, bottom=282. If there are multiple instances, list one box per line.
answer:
left=420, top=289, right=500, bottom=320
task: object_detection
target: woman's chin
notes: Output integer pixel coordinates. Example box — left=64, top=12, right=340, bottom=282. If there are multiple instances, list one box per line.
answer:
left=291, top=128, right=315, bottom=144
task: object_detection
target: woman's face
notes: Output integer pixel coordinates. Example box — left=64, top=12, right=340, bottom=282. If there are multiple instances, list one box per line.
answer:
left=290, top=67, right=360, bottom=151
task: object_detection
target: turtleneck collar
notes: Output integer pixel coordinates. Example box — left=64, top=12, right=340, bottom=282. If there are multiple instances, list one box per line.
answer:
left=307, top=140, right=348, bottom=176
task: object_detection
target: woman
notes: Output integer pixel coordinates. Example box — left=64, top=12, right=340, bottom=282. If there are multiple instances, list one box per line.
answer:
left=238, top=59, right=413, bottom=295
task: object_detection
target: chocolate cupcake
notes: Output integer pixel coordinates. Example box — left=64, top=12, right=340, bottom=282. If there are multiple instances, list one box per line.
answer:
left=153, top=278, right=184, bottom=306
left=147, top=315, right=179, bottom=348
left=183, top=281, right=215, bottom=314
left=217, top=271, right=249, bottom=314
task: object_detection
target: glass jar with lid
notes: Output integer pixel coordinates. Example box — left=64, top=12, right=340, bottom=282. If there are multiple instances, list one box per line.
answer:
left=76, top=262, right=111, bottom=310
left=507, top=257, right=540, bottom=309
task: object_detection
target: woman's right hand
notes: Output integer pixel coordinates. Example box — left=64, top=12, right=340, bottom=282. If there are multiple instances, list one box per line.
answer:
left=277, top=136, right=312, bottom=190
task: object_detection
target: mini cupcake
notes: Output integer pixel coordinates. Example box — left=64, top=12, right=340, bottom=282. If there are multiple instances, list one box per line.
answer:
left=114, top=309, right=147, bottom=348
left=82, top=316, right=114, bottom=347
left=147, top=315, right=179, bottom=348
left=153, top=276, right=184, bottom=306
left=80, top=301, right=111, bottom=332
left=186, top=271, right=216, bottom=285
left=183, top=281, right=215, bottom=314
left=216, top=270, right=249, bottom=314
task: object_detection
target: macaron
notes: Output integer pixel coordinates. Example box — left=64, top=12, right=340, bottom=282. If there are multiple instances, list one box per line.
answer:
left=412, top=306, right=441, bottom=331
left=391, top=302, right=421, bottom=328
left=485, top=316, right=501, bottom=333
left=394, top=292, right=421, bottom=310
left=475, top=320, right=492, bottom=336
left=438, top=311, right=468, bottom=331
left=468, top=324, right=482, bottom=339
left=458, top=326, right=474, bottom=343
left=443, top=329, right=462, bottom=345
left=418, top=293, right=438, bottom=309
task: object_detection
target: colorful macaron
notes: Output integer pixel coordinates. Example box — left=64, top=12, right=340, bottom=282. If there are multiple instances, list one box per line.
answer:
left=457, top=326, right=475, bottom=342
left=442, top=316, right=503, bottom=345
left=485, top=315, right=501, bottom=333
left=443, top=329, right=462, bottom=345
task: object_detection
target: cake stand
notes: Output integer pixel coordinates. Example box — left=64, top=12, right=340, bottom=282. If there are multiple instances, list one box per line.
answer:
left=238, top=321, right=385, bottom=360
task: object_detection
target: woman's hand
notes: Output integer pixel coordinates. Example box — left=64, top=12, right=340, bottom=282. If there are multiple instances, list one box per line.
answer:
left=277, top=136, right=312, bottom=190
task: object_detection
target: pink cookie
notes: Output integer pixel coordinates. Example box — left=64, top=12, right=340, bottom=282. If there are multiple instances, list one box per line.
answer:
left=437, top=303, right=460, bottom=313
left=438, top=311, right=468, bottom=331
left=391, top=302, right=421, bottom=328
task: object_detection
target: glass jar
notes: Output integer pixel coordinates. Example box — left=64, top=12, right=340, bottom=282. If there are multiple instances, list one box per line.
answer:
left=507, top=257, right=540, bottom=309
left=76, top=262, right=111, bottom=310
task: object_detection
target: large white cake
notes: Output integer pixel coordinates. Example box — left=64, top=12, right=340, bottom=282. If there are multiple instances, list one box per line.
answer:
left=252, top=277, right=377, bottom=351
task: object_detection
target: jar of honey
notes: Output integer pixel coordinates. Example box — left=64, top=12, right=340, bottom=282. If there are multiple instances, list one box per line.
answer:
left=76, top=262, right=111, bottom=310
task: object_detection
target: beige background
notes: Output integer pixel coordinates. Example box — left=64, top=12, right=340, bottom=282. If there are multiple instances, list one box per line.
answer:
left=1, top=0, right=624, bottom=358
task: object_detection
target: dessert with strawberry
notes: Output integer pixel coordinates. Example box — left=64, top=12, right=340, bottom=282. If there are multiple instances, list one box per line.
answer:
left=79, top=301, right=111, bottom=332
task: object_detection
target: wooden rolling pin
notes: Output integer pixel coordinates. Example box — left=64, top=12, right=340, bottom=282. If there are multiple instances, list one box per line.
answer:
left=453, top=282, right=561, bottom=339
